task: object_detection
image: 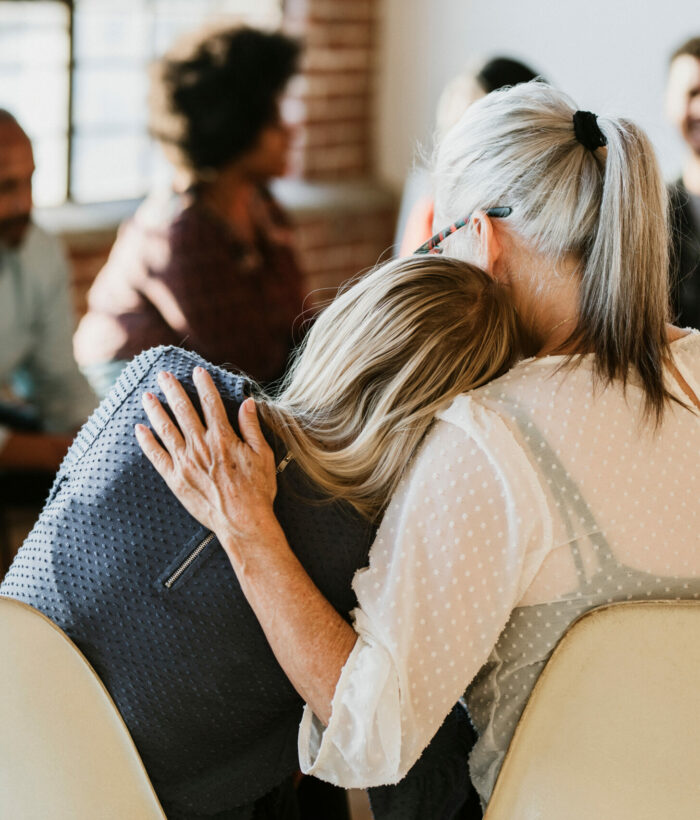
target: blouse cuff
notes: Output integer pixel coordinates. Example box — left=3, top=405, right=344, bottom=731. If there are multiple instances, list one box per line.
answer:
left=298, top=631, right=403, bottom=788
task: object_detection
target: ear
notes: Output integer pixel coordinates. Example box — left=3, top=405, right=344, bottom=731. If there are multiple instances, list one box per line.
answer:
left=471, top=210, right=502, bottom=276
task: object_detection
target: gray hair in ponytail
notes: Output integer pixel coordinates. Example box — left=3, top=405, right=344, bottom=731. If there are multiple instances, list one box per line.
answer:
left=434, top=81, right=672, bottom=422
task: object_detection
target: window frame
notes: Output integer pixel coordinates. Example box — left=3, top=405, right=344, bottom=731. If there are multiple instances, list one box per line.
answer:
left=2, top=0, right=285, bottom=206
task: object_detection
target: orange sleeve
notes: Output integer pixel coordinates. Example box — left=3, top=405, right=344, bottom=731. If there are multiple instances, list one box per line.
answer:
left=398, top=196, right=435, bottom=256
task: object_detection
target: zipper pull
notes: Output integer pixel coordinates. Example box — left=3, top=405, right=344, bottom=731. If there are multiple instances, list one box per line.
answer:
left=276, top=451, right=293, bottom=475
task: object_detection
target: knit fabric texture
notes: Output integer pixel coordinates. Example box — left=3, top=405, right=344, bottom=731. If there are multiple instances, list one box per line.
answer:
left=1, top=346, right=375, bottom=818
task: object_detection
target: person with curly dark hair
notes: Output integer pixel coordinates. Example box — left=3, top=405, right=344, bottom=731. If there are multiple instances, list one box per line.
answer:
left=74, top=26, right=305, bottom=398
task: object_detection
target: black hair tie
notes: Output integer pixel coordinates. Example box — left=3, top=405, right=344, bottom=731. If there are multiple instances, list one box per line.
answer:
left=573, top=110, right=607, bottom=151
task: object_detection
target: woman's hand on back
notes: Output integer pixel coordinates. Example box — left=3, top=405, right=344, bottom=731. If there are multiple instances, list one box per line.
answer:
left=136, top=367, right=356, bottom=722
left=135, top=367, right=279, bottom=548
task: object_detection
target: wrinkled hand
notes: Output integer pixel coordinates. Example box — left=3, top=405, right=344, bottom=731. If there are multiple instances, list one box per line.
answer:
left=135, top=367, right=278, bottom=547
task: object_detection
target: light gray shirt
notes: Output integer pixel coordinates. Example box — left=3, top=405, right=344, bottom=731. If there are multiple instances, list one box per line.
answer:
left=0, top=223, right=96, bottom=448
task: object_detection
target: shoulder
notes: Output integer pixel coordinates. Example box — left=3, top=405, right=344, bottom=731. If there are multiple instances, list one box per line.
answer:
left=670, top=329, right=700, bottom=368
left=127, top=192, right=217, bottom=242
left=120, top=194, right=233, bottom=269
left=108, top=345, right=251, bottom=416
left=256, top=184, right=290, bottom=225
left=431, top=358, right=578, bottom=506
left=19, top=222, right=66, bottom=264
left=382, top=388, right=553, bottom=582
left=437, top=357, right=571, bottom=428
left=668, top=179, right=692, bottom=224
left=429, top=362, right=558, bottom=496
left=668, top=177, right=684, bottom=195
left=17, top=223, right=69, bottom=285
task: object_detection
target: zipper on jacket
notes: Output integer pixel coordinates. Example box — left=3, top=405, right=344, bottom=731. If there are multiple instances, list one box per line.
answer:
left=163, top=452, right=294, bottom=589
left=276, top=451, right=293, bottom=474
left=164, top=532, right=216, bottom=589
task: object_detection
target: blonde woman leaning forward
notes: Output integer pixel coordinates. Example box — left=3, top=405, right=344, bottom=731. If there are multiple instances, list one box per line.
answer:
left=4, top=253, right=515, bottom=820
left=137, top=83, right=700, bottom=810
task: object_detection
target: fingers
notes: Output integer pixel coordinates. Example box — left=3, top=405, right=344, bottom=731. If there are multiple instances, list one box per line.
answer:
left=135, top=423, right=174, bottom=478
left=156, top=371, right=205, bottom=439
left=141, top=391, right=185, bottom=453
left=193, top=367, right=235, bottom=435
left=238, top=398, right=271, bottom=457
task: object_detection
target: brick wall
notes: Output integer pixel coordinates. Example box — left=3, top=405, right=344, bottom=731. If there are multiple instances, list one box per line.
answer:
left=284, top=0, right=377, bottom=180
left=65, top=0, right=396, bottom=317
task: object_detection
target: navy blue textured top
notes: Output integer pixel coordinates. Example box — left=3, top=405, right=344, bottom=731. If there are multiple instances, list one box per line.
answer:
left=1, top=346, right=375, bottom=818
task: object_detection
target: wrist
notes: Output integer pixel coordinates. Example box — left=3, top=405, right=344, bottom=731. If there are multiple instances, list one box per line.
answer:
left=217, top=514, right=289, bottom=566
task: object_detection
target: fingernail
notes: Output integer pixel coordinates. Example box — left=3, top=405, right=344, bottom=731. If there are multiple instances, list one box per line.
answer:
left=245, top=398, right=255, bottom=412
left=194, top=366, right=204, bottom=376
left=157, top=371, right=169, bottom=383
left=143, top=392, right=155, bottom=402
left=134, top=424, right=145, bottom=434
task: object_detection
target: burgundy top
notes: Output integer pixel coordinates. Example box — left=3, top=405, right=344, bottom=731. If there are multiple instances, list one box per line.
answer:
left=74, top=187, right=304, bottom=383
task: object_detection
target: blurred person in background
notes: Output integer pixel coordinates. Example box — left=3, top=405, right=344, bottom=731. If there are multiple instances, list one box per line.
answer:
left=74, top=25, right=305, bottom=399
left=396, top=57, right=543, bottom=256
left=0, top=110, right=95, bottom=568
left=667, top=36, right=700, bottom=328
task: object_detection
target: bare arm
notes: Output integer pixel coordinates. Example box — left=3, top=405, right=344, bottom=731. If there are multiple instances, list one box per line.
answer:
left=135, top=369, right=534, bottom=788
left=135, top=367, right=355, bottom=722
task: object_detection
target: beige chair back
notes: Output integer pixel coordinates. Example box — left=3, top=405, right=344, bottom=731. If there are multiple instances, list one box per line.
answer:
left=0, top=596, right=166, bottom=819
left=484, top=600, right=700, bottom=820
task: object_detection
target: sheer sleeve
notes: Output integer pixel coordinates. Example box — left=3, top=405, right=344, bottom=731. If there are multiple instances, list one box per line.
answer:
left=299, top=396, right=551, bottom=787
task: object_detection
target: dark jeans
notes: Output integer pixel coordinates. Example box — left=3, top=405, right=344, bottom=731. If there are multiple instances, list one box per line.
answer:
left=161, top=777, right=349, bottom=820
left=369, top=704, right=483, bottom=820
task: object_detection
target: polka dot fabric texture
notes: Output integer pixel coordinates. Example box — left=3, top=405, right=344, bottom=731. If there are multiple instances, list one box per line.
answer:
left=0, top=345, right=377, bottom=819
left=300, top=333, right=700, bottom=806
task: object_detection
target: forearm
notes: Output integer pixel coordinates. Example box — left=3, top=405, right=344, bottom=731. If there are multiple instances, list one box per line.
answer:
left=218, top=519, right=357, bottom=725
left=136, top=374, right=358, bottom=723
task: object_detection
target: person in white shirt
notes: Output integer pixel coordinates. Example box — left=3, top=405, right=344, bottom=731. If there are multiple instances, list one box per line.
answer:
left=0, top=110, right=95, bottom=474
left=136, top=82, right=700, bottom=811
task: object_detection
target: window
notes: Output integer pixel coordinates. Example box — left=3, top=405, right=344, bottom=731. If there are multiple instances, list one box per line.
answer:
left=0, top=0, right=283, bottom=206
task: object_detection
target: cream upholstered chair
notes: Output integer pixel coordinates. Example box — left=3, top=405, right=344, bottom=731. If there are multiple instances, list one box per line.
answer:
left=483, top=600, right=700, bottom=820
left=0, top=596, right=166, bottom=820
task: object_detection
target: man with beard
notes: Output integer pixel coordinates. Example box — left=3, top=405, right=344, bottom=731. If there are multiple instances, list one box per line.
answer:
left=667, top=37, right=700, bottom=328
left=0, top=110, right=94, bottom=567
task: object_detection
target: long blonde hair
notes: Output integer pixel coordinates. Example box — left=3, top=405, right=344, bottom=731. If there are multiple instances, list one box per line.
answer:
left=259, top=256, right=520, bottom=519
left=435, top=81, right=672, bottom=422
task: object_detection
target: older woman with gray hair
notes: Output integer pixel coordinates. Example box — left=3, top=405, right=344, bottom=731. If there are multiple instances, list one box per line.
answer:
left=138, top=82, right=700, bottom=812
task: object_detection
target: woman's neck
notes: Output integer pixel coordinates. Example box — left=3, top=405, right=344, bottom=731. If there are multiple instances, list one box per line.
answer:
left=503, top=249, right=583, bottom=357
left=197, top=169, right=259, bottom=243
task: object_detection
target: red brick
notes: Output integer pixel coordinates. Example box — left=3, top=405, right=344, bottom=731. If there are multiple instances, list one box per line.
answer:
left=304, top=47, right=373, bottom=73
left=303, top=95, right=370, bottom=122
left=295, top=211, right=394, bottom=248
left=293, top=72, right=371, bottom=98
left=308, top=0, right=376, bottom=23
left=304, top=21, right=373, bottom=48
left=298, top=120, right=369, bottom=149
left=304, top=143, right=369, bottom=170
left=302, top=240, right=386, bottom=271
left=304, top=163, right=370, bottom=181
